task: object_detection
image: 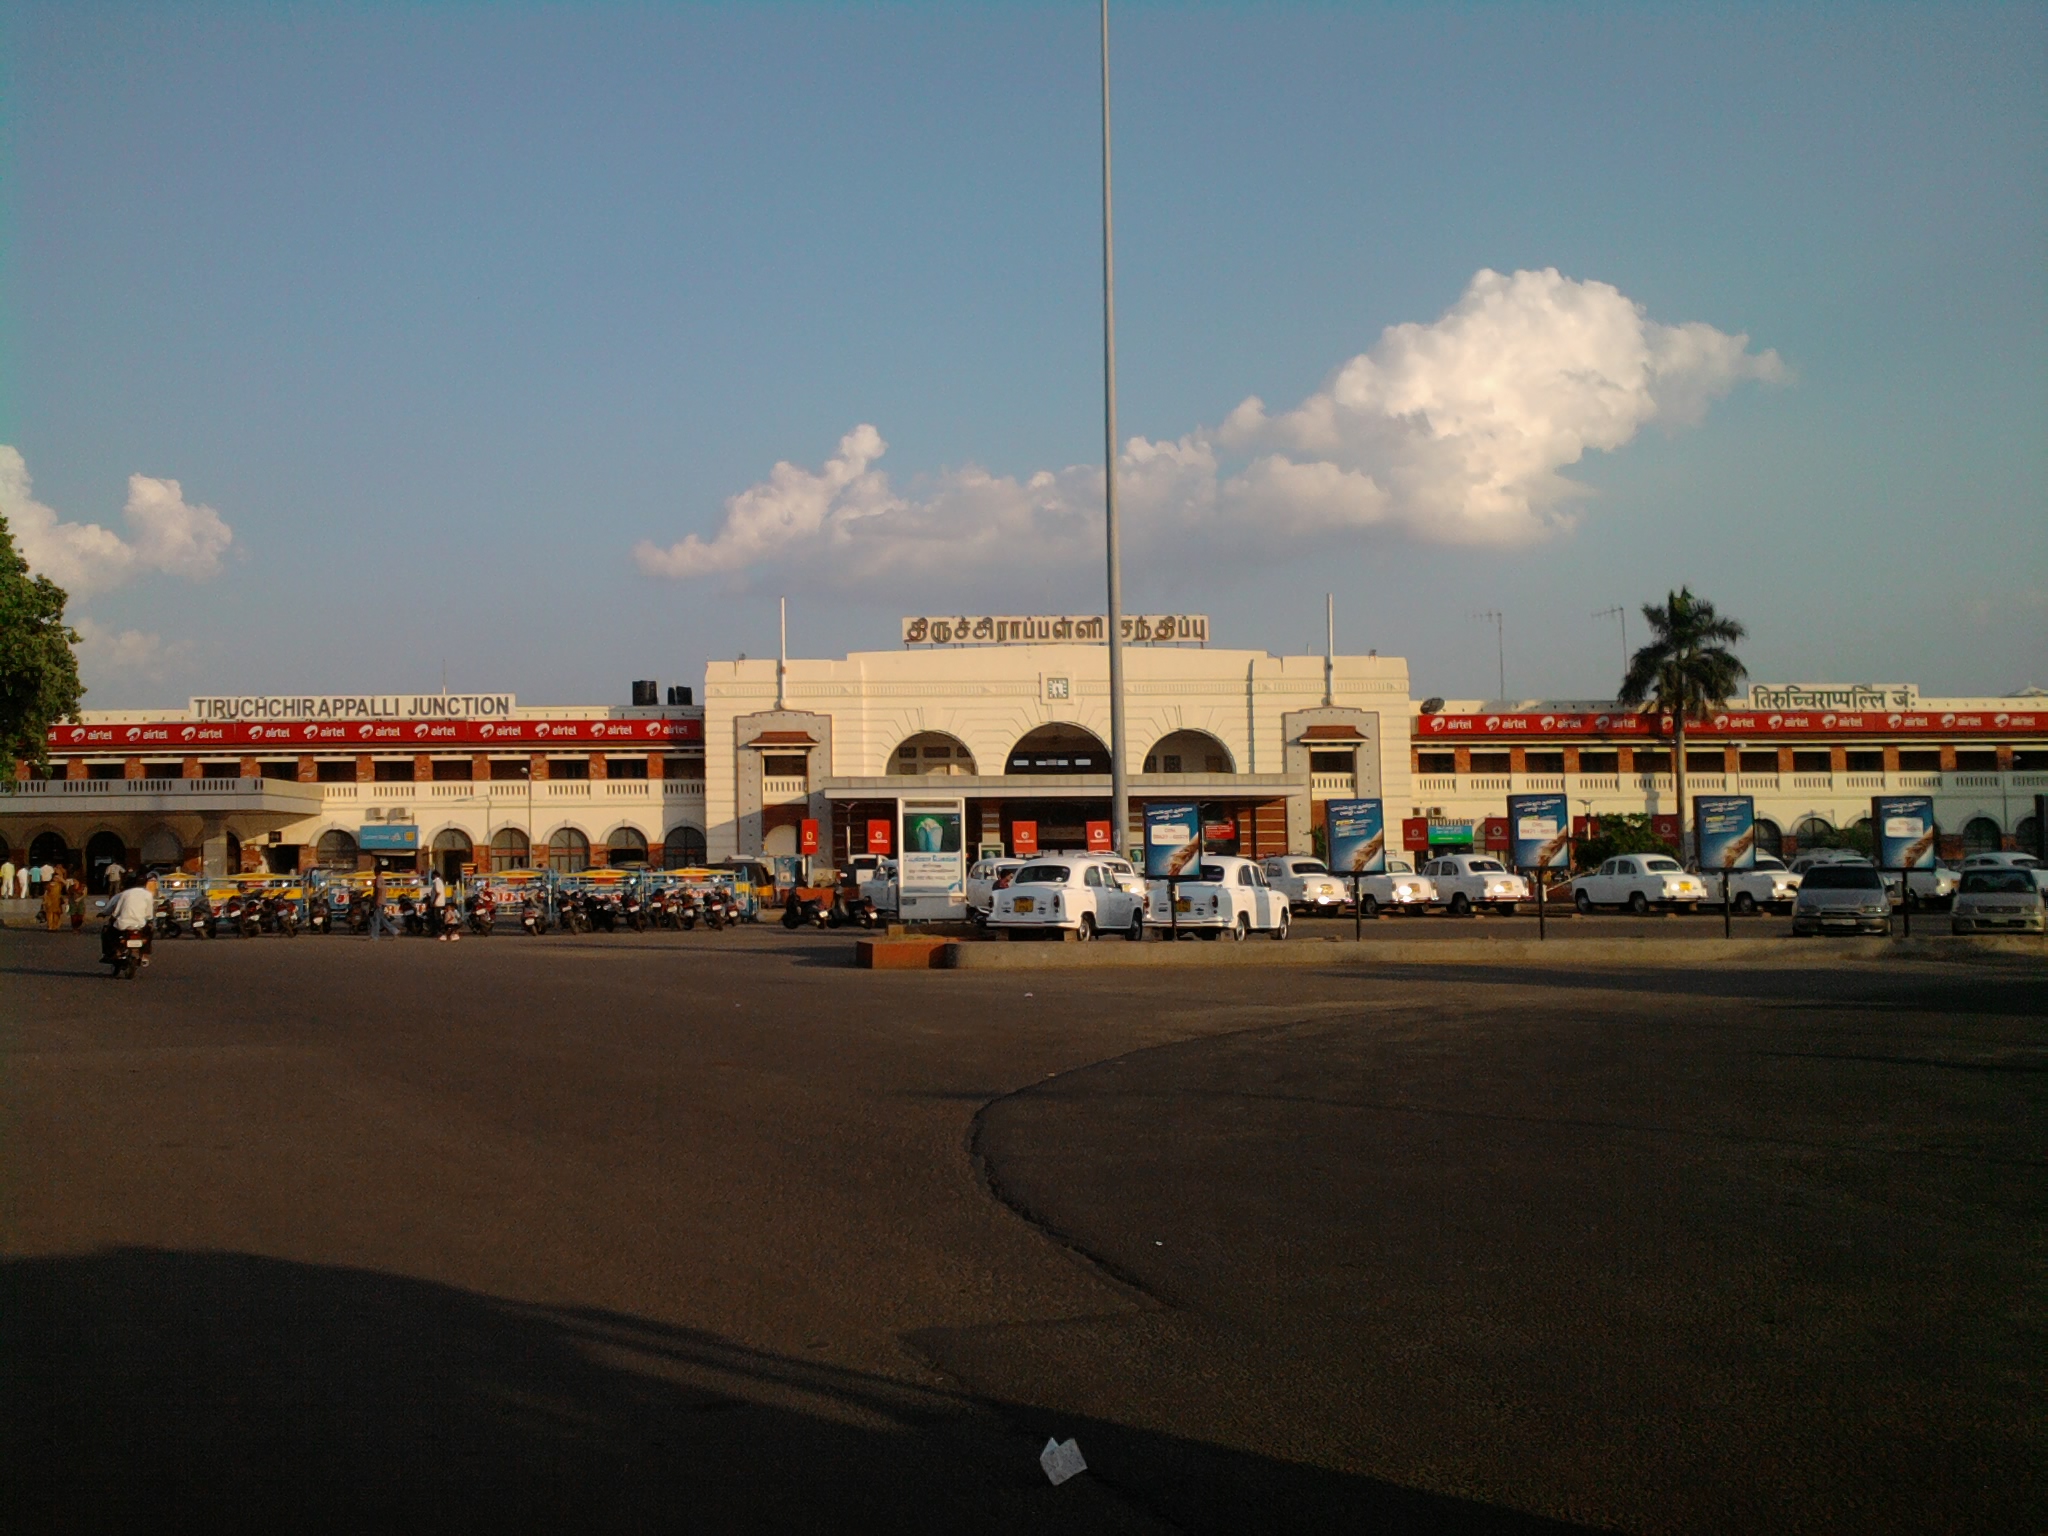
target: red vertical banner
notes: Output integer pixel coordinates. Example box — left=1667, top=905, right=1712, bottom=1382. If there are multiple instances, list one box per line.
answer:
left=866, top=819, right=892, bottom=855
left=1402, top=817, right=1431, bottom=851
left=1482, top=816, right=1509, bottom=850
left=1084, top=820, right=1111, bottom=852
left=1650, top=814, right=1681, bottom=846
left=1572, top=814, right=1598, bottom=841
left=1012, top=821, right=1039, bottom=856
left=799, top=819, right=819, bottom=855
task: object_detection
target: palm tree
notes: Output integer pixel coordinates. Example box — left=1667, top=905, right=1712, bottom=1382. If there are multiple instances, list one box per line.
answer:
left=1617, top=587, right=1748, bottom=860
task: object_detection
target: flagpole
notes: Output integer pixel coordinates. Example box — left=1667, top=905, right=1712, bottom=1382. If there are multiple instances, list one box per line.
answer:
left=1101, top=0, right=1129, bottom=857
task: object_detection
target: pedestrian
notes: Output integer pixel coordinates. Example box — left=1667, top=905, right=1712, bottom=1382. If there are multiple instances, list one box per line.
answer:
left=42, top=866, right=67, bottom=931
left=102, top=857, right=126, bottom=894
left=0, top=857, right=14, bottom=903
left=369, top=865, right=398, bottom=939
left=68, top=871, right=87, bottom=930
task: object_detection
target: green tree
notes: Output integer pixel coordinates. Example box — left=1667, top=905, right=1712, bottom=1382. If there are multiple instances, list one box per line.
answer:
left=1573, top=812, right=1677, bottom=872
left=1617, top=587, right=1747, bottom=862
left=0, top=510, right=84, bottom=772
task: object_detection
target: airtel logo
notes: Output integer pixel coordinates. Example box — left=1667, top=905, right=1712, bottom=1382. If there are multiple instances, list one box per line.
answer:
left=1427, top=716, right=1446, bottom=733
left=1995, top=713, right=2010, bottom=726
left=1540, top=715, right=1556, bottom=730
left=1821, top=713, right=1836, bottom=727
left=1485, top=716, right=1501, bottom=731
left=480, top=724, right=496, bottom=738
left=1941, top=713, right=1956, bottom=726
left=1888, top=714, right=1902, bottom=728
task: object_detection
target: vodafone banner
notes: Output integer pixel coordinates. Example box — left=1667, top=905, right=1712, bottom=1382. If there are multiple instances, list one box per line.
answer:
left=1415, top=708, right=2042, bottom=739
left=47, top=717, right=703, bottom=750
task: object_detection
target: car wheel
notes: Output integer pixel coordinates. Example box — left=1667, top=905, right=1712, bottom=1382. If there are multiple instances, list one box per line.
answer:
left=1271, top=910, right=1289, bottom=941
left=1449, top=893, right=1471, bottom=916
left=1627, top=891, right=1650, bottom=916
left=1077, top=914, right=1096, bottom=942
left=1125, top=913, right=1144, bottom=943
left=1574, top=889, right=1593, bottom=915
left=1361, top=895, right=1380, bottom=919
left=1230, top=913, right=1250, bottom=942
left=1734, top=892, right=1757, bottom=915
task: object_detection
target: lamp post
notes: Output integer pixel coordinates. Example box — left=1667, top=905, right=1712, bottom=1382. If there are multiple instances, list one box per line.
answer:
left=1100, top=0, right=1129, bottom=857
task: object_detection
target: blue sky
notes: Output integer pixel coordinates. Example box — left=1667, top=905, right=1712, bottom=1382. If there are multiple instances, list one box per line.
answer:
left=4, top=2, right=2043, bottom=708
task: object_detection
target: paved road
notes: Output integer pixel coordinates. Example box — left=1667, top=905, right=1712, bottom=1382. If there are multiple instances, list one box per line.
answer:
left=2, top=924, right=2041, bottom=1532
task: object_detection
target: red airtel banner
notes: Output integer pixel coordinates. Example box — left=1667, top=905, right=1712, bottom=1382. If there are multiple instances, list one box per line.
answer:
left=45, top=717, right=703, bottom=751
left=1416, top=708, right=2042, bottom=739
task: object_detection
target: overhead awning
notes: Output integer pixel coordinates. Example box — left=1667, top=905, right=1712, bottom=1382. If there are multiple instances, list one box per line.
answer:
left=745, top=730, right=817, bottom=747
left=1299, top=724, right=1365, bottom=741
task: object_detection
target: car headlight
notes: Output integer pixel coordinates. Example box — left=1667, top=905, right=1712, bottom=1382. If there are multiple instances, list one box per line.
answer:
left=1863, top=901, right=1888, bottom=915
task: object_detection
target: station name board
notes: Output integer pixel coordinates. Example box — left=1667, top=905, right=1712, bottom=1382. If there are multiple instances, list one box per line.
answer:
left=902, top=614, right=1208, bottom=646
left=1745, top=684, right=1918, bottom=710
left=1416, top=708, right=2041, bottom=738
left=47, top=717, right=703, bottom=750
left=189, top=694, right=518, bottom=721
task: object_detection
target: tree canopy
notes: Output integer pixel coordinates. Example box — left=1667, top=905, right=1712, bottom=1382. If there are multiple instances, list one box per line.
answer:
left=1617, top=587, right=1748, bottom=720
left=0, top=510, right=84, bottom=770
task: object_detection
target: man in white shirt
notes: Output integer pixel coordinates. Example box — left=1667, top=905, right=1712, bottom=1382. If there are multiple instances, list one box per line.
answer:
left=103, top=874, right=157, bottom=966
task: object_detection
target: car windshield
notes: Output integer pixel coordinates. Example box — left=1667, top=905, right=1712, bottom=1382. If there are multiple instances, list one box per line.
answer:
left=1291, top=860, right=1328, bottom=874
left=1755, top=857, right=1785, bottom=870
left=1802, top=865, right=1884, bottom=890
left=1962, top=870, right=2034, bottom=894
left=1642, top=858, right=1682, bottom=872
left=1468, top=860, right=1504, bottom=873
left=1013, top=864, right=1073, bottom=886
left=1196, top=864, right=1229, bottom=882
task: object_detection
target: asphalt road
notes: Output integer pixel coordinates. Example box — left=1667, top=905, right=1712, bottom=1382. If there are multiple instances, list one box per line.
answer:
left=2, top=923, right=2041, bottom=1533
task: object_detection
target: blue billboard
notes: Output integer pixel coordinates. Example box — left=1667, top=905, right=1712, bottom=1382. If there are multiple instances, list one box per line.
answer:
left=1694, top=795, right=1757, bottom=871
left=1505, top=792, right=1571, bottom=871
left=1143, top=803, right=1202, bottom=880
left=358, top=824, right=419, bottom=852
left=1325, top=799, right=1386, bottom=874
left=1871, top=795, right=1937, bottom=869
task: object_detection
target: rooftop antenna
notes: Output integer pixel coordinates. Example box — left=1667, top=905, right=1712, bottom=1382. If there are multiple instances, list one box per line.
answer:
left=1473, top=610, right=1505, bottom=702
left=777, top=597, right=788, bottom=710
left=1323, top=594, right=1335, bottom=707
left=1100, top=0, right=1129, bottom=855
left=1594, top=606, right=1628, bottom=687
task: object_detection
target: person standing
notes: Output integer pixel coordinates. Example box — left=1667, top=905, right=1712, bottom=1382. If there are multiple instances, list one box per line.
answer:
left=0, top=857, right=14, bottom=904
left=102, top=857, right=125, bottom=894
left=42, top=867, right=68, bottom=931
left=67, top=871, right=87, bottom=930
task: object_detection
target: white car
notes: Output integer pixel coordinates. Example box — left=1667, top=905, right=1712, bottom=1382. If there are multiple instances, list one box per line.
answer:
left=1355, top=857, right=1438, bottom=917
left=1713, top=853, right=1802, bottom=915
left=1950, top=867, right=2045, bottom=934
left=1959, top=851, right=2047, bottom=896
left=988, top=856, right=1146, bottom=941
left=1420, top=854, right=1530, bottom=916
left=1570, top=854, right=1709, bottom=914
left=1146, top=855, right=1290, bottom=939
left=1262, top=856, right=1349, bottom=915
left=1792, top=850, right=1956, bottom=909
left=965, top=857, right=1025, bottom=916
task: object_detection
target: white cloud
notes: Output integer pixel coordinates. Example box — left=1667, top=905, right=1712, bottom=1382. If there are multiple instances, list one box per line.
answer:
left=72, top=617, right=193, bottom=685
left=637, top=268, right=1786, bottom=585
left=1, top=446, right=234, bottom=594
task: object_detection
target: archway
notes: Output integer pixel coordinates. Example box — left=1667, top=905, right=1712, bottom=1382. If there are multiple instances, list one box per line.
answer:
left=547, top=827, right=590, bottom=874
left=85, top=830, right=128, bottom=890
left=606, top=827, right=650, bottom=868
left=1754, top=818, right=1784, bottom=859
left=316, top=830, right=359, bottom=870
left=1143, top=729, right=1233, bottom=774
left=887, top=731, right=978, bottom=776
left=489, top=828, right=530, bottom=871
left=662, top=826, right=707, bottom=869
left=226, top=831, right=245, bottom=873
left=141, top=826, right=185, bottom=870
left=1007, top=723, right=1110, bottom=775
left=431, top=829, right=474, bottom=884
left=1791, top=816, right=1832, bottom=849
left=763, top=824, right=798, bottom=857
left=1961, top=816, right=2003, bottom=855
left=2016, top=815, right=2041, bottom=857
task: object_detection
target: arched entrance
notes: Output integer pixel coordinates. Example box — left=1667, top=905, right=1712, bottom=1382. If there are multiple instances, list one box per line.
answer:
left=85, top=830, right=128, bottom=890
left=763, top=824, right=798, bottom=857
left=888, top=731, right=977, bottom=776
left=315, top=830, right=359, bottom=870
left=1143, top=729, right=1233, bottom=774
left=1007, top=723, right=1110, bottom=775
left=1961, top=816, right=2003, bottom=855
left=225, top=830, right=244, bottom=873
left=547, top=828, right=590, bottom=874
left=141, top=826, right=185, bottom=870
left=29, top=831, right=74, bottom=874
left=2017, top=814, right=2041, bottom=857
left=662, top=826, right=707, bottom=869
left=605, top=828, right=650, bottom=867
left=1791, top=816, right=1831, bottom=850
left=489, top=828, right=530, bottom=871
left=431, top=829, right=474, bottom=883
left=1754, top=818, right=1784, bottom=859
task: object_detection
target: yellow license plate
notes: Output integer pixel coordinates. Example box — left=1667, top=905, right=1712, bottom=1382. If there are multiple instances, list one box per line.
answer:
left=1175, top=898, right=1191, bottom=913
left=1013, top=897, right=1034, bottom=913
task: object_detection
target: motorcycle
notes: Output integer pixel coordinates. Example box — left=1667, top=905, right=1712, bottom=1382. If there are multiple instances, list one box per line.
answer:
left=556, top=893, right=589, bottom=935
left=827, top=888, right=880, bottom=929
left=782, top=890, right=828, bottom=930
left=701, top=888, right=736, bottom=931
left=155, top=903, right=184, bottom=940
left=260, top=893, right=299, bottom=937
left=307, top=894, right=331, bottom=934
left=587, top=894, right=618, bottom=934
left=467, top=892, right=495, bottom=937
left=347, top=895, right=372, bottom=935
left=190, top=895, right=217, bottom=938
left=398, top=895, right=426, bottom=937
left=236, top=896, right=261, bottom=939
left=102, top=924, right=150, bottom=979
left=519, top=896, right=544, bottom=935
left=673, top=890, right=700, bottom=930
left=620, top=888, right=646, bottom=933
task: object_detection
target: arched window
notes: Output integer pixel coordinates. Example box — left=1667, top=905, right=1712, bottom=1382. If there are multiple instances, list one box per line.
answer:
left=225, top=831, right=244, bottom=873
left=1792, top=816, right=1832, bottom=847
left=888, top=731, right=977, bottom=776
left=1142, top=729, right=1234, bottom=774
left=85, top=831, right=127, bottom=890
left=28, top=832, right=72, bottom=871
left=661, top=826, right=707, bottom=869
left=431, top=829, right=473, bottom=883
left=2016, top=815, right=2041, bottom=857
left=315, top=830, right=359, bottom=870
left=606, top=827, right=650, bottom=867
left=1754, top=818, right=1784, bottom=858
left=548, top=828, right=590, bottom=874
left=1961, top=816, right=2003, bottom=855
left=1007, top=723, right=1110, bottom=776
left=489, top=828, right=530, bottom=871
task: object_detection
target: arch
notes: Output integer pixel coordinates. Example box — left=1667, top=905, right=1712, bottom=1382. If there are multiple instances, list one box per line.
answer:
left=662, top=825, right=707, bottom=869
left=1961, top=816, right=2003, bottom=855
left=1754, top=818, right=1785, bottom=858
left=605, top=826, right=650, bottom=867
left=430, top=827, right=474, bottom=884
left=547, top=827, right=591, bottom=874
left=86, top=830, right=129, bottom=890
left=1007, top=722, right=1110, bottom=776
left=887, top=730, right=978, bottom=776
left=2016, top=814, right=2041, bottom=856
left=140, top=825, right=185, bottom=869
left=226, top=830, right=245, bottom=873
left=763, top=824, right=797, bottom=857
left=1791, top=815, right=1832, bottom=848
left=315, top=829, right=360, bottom=870
left=489, top=828, right=531, bottom=871
left=1142, top=728, right=1234, bottom=775
left=29, top=830, right=74, bottom=872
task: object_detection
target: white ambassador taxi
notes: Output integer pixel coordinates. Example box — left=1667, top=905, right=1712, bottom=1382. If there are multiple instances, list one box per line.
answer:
left=1146, top=856, right=1291, bottom=939
left=987, top=856, right=1146, bottom=941
left=1354, top=857, right=1439, bottom=917
left=1569, top=854, right=1709, bottom=914
left=1261, top=856, right=1349, bottom=916
left=1419, top=854, right=1530, bottom=916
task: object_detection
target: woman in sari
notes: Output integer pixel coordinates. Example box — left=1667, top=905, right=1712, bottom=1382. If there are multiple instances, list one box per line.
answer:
left=43, top=866, right=68, bottom=931
left=68, top=872, right=87, bottom=930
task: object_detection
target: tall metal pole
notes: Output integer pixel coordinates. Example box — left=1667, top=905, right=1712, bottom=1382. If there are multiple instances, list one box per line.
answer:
left=1100, top=0, right=1130, bottom=858
left=1324, top=594, right=1335, bottom=707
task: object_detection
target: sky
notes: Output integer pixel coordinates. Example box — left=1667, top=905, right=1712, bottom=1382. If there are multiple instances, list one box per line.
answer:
left=4, top=1, right=2043, bottom=710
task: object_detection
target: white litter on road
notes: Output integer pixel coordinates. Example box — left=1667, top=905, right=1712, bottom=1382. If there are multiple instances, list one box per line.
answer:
left=1040, top=1437, right=1087, bottom=1486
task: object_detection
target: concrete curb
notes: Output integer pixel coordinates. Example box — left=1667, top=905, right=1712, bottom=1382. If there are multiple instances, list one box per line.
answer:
left=927, top=934, right=2046, bottom=969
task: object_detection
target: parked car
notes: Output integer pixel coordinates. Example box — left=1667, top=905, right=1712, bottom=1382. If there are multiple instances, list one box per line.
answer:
left=1354, top=858, right=1438, bottom=917
left=1146, top=856, right=1290, bottom=939
left=1262, top=856, right=1349, bottom=916
left=1571, top=854, right=1709, bottom=915
left=988, top=856, right=1145, bottom=941
left=1959, top=851, right=2048, bottom=895
left=1790, top=849, right=1955, bottom=909
left=1715, top=853, right=1802, bottom=915
left=965, top=857, right=1025, bottom=916
left=1949, top=868, right=2045, bottom=934
left=1791, top=862, right=1892, bottom=936
left=1419, top=854, right=1529, bottom=916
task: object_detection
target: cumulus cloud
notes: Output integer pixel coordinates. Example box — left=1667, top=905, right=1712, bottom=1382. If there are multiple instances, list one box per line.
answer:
left=1, top=446, right=234, bottom=594
left=637, top=268, right=1785, bottom=584
left=72, top=617, right=194, bottom=685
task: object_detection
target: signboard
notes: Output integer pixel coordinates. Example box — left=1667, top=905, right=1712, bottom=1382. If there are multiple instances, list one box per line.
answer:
left=1143, top=803, right=1203, bottom=880
left=1650, top=814, right=1682, bottom=847
left=191, top=693, right=517, bottom=722
left=1871, top=795, right=1937, bottom=869
left=1012, top=821, right=1039, bottom=856
left=1426, top=820, right=1475, bottom=849
left=1402, top=817, right=1431, bottom=851
left=1325, top=799, right=1386, bottom=874
left=903, top=614, right=1208, bottom=646
left=866, top=820, right=893, bottom=855
left=1505, top=792, right=1571, bottom=870
left=1481, top=816, right=1509, bottom=851
left=1411, top=705, right=2039, bottom=738
left=357, top=824, right=419, bottom=852
left=1693, top=795, right=1757, bottom=870
left=46, top=716, right=701, bottom=749
left=799, top=819, right=819, bottom=856
left=1747, top=684, right=1917, bottom=711
left=897, top=797, right=966, bottom=920
left=1085, top=820, right=1112, bottom=853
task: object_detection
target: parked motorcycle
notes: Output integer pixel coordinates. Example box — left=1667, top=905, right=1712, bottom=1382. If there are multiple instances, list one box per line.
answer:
left=588, top=894, right=618, bottom=934
left=467, top=891, right=495, bottom=937
left=519, top=896, right=544, bottom=935
left=190, top=895, right=217, bottom=938
left=398, top=895, right=426, bottom=937
left=620, top=887, right=646, bottom=933
left=307, top=894, right=331, bottom=934
left=782, top=890, right=828, bottom=930
left=556, top=893, right=589, bottom=935
left=155, top=903, right=184, bottom=940
left=827, top=888, right=880, bottom=930
left=347, top=895, right=372, bottom=935
left=674, top=890, right=700, bottom=930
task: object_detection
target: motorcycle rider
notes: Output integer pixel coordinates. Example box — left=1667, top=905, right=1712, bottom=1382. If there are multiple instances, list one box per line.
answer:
left=102, top=873, right=156, bottom=968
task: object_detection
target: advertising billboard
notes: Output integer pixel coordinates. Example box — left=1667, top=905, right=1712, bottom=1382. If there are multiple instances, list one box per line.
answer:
left=799, top=819, right=819, bottom=856
left=1144, top=803, right=1203, bottom=880
left=1085, top=821, right=1113, bottom=853
left=1694, top=796, right=1757, bottom=870
left=1871, top=795, right=1938, bottom=869
left=1505, top=793, right=1571, bottom=871
left=866, top=820, right=892, bottom=856
left=357, top=824, right=419, bottom=852
left=897, top=797, right=966, bottom=919
left=1012, top=821, right=1039, bottom=856
left=1324, top=799, right=1386, bottom=874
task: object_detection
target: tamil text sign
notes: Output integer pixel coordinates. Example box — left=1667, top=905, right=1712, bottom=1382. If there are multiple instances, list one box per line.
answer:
left=1694, top=795, right=1757, bottom=870
left=902, top=614, right=1208, bottom=646
left=1505, top=792, right=1571, bottom=870
left=1325, top=799, right=1386, bottom=874
left=1872, top=795, right=1937, bottom=869
left=1144, top=803, right=1202, bottom=880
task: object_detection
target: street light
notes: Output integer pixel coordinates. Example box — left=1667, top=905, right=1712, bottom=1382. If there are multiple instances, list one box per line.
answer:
left=1100, top=0, right=1129, bottom=856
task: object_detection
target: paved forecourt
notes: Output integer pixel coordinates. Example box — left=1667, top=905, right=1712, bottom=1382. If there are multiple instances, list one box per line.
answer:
left=2, top=923, right=2041, bottom=1533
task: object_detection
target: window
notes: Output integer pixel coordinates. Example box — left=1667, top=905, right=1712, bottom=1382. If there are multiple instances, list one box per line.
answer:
left=1755, top=819, right=1783, bottom=854
left=1576, top=751, right=1618, bottom=774
left=898, top=745, right=917, bottom=760
left=663, top=756, right=704, bottom=780
left=662, top=826, right=708, bottom=868
left=607, top=828, right=650, bottom=866
left=315, top=831, right=358, bottom=869
left=490, top=758, right=530, bottom=781
left=1846, top=750, right=1884, bottom=772
left=374, top=760, right=415, bottom=782
left=1739, top=751, right=1778, bottom=773
left=548, top=828, right=590, bottom=873
left=201, top=760, right=240, bottom=779
left=1083, top=866, right=1103, bottom=887
left=1163, top=755, right=1182, bottom=772
left=921, top=745, right=951, bottom=758
left=2012, top=749, right=2047, bottom=771
left=762, top=755, right=807, bottom=778
left=1899, top=749, right=1941, bottom=771
left=606, top=757, right=649, bottom=780
left=1634, top=752, right=1670, bottom=774
left=1792, top=816, right=1833, bottom=844
left=1961, top=817, right=2002, bottom=854
left=86, top=762, right=123, bottom=780
left=1955, top=750, right=1998, bottom=771
left=431, top=758, right=473, bottom=782
left=547, top=757, right=589, bottom=780
left=1685, top=751, right=1723, bottom=773
left=1238, top=866, right=1255, bottom=886
left=1792, top=751, right=1831, bottom=773
left=1309, top=751, right=1353, bottom=774
left=489, top=828, right=530, bottom=871
left=1470, top=752, right=1510, bottom=773
left=143, top=761, right=180, bottom=780
left=261, top=759, right=299, bottom=781
left=316, top=760, right=356, bottom=782
left=1417, top=752, right=1456, bottom=773
left=1526, top=752, right=1565, bottom=774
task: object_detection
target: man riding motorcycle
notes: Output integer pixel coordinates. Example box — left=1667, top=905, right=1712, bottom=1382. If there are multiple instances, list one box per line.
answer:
left=102, top=874, right=156, bottom=976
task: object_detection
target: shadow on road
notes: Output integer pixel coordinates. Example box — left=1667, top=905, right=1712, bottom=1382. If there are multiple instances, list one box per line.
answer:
left=1, top=1248, right=1592, bottom=1535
